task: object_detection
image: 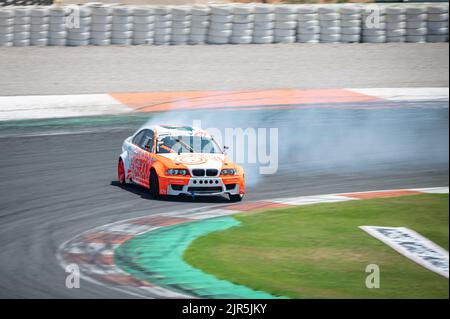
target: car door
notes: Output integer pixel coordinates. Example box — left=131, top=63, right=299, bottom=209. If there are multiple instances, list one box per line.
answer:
left=137, top=129, right=155, bottom=188
left=130, top=130, right=146, bottom=185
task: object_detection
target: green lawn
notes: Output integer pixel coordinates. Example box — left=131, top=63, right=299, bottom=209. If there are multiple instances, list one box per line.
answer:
left=184, top=194, right=449, bottom=298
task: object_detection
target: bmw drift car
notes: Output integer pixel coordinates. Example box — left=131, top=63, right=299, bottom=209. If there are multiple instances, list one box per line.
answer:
left=118, top=125, right=245, bottom=201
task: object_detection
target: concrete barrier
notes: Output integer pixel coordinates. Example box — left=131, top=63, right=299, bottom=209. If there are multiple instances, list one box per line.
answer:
left=0, top=2, right=448, bottom=46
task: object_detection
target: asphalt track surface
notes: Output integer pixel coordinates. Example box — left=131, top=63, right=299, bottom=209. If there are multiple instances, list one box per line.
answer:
left=0, top=44, right=448, bottom=96
left=0, top=104, right=448, bottom=298
left=0, top=44, right=448, bottom=298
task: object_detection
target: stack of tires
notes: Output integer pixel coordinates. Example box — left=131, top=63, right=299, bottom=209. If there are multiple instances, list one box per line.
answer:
left=207, top=5, right=233, bottom=44
left=171, top=6, right=191, bottom=45
left=111, top=6, right=133, bottom=45
left=274, top=5, right=297, bottom=43
left=231, top=5, right=253, bottom=44
left=13, top=7, right=31, bottom=47
left=90, top=4, right=112, bottom=46
left=252, top=4, right=274, bottom=44
left=406, top=6, right=427, bottom=43
left=426, top=5, right=448, bottom=43
left=132, top=6, right=154, bottom=45
left=296, top=6, right=319, bottom=43
left=362, top=5, right=386, bottom=43
left=386, top=6, right=406, bottom=43
left=48, top=6, right=67, bottom=46
left=30, top=7, right=49, bottom=46
left=189, top=5, right=209, bottom=45
left=340, top=5, right=361, bottom=43
left=0, top=8, right=14, bottom=47
left=67, top=5, right=91, bottom=46
left=154, top=6, right=171, bottom=45
left=319, top=6, right=341, bottom=43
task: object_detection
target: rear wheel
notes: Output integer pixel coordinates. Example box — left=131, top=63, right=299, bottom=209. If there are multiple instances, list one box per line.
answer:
left=118, top=159, right=126, bottom=185
left=149, top=170, right=160, bottom=199
left=229, top=194, right=244, bottom=202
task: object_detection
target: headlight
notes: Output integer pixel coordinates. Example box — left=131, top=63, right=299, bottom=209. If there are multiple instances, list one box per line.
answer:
left=221, top=169, right=236, bottom=176
left=166, top=169, right=189, bottom=176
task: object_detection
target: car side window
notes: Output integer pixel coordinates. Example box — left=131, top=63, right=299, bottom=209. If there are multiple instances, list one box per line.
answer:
left=140, top=130, right=154, bottom=152
left=132, top=130, right=145, bottom=146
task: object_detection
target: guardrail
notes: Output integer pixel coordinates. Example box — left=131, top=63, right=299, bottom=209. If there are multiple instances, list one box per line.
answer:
left=0, top=2, right=448, bottom=46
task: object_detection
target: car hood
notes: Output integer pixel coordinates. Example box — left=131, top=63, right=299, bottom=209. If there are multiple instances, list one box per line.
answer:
left=157, top=153, right=227, bottom=170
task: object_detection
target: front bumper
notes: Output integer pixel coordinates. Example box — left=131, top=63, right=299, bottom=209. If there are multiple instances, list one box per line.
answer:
left=159, top=175, right=244, bottom=196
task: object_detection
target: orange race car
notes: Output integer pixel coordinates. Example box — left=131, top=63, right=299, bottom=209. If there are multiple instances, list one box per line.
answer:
left=118, top=124, right=245, bottom=201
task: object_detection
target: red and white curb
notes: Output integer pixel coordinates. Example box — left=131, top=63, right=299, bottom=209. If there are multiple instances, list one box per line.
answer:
left=57, top=186, right=449, bottom=298
left=2, top=87, right=448, bottom=121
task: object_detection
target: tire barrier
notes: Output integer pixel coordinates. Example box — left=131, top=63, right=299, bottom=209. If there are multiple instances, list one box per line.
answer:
left=0, top=3, right=448, bottom=46
left=340, top=5, right=361, bottom=44
left=386, top=6, right=406, bottom=43
left=231, top=4, right=253, bottom=44
left=154, top=5, right=170, bottom=45
left=252, top=4, right=274, bottom=44
left=1, top=0, right=52, bottom=6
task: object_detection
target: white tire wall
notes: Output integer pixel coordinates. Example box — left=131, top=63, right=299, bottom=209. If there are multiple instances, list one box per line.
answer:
left=0, top=3, right=448, bottom=46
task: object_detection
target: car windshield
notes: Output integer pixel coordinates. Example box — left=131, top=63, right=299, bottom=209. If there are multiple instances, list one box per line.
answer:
left=157, top=135, right=221, bottom=154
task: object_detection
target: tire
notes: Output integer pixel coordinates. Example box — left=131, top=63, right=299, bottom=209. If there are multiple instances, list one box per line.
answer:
left=211, top=14, right=233, bottom=23
left=31, top=38, right=47, bottom=46
left=233, top=14, right=254, bottom=24
left=149, top=170, right=160, bottom=199
left=232, top=29, right=253, bottom=37
left=275, top=14, right=298, bottom=22
left=192, top=6, right=210, bottom=16
left=298, top=26, right=320, bottom=34
left=92, top=15, right=112, bottom=24
left=298, top=6, right=317, bottom=14
left=274, top=28, right=295, bottom=37
left=252, top=35, right=273, bottom=44
left=31, top=16, right=49, bottom=24
left=134, top=23, right=154, bottom=32
left=229, top=194, right=243, bottom=202
left=320, top=20, right=340, bottom=27
left=48, top=38, right=66, bottom=46
left=113, top=15, right=133, bottom=24
left=50, top=17, right=66, bottom=24
left=341, top=20, right=361, bottom=28
left=386, top=15, right=405, bottom=23
left=342, top=26, right=361, bottom=35
left=254, top=14, right=275, bottom=23
left=31, top=24, right=49, bottom=32
left=387, top=36, right=406, bottom=43
left=14, top=16, right=31, bottom=25
left=387, top=29, right=406, bottom=37
left=298, top=13, right=319, bottom=21
left=427, top=6, right=449, bottom=14
left=30, top=31, right=48, bottom=39
left=341, top=34, right=360, bottom=43
left=231, top=35, right=252, bottom=44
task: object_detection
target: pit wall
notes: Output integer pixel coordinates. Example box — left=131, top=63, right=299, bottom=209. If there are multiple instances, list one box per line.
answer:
left=0, top=2, right=448, bottom=46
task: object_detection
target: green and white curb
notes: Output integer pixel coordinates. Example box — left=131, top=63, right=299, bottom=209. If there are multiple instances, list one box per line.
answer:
left=115, top=216, right=280, bottom=299
left=57, top=187, right=448, bottom=299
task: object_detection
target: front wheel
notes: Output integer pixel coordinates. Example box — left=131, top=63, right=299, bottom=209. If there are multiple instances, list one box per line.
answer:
left=229, top=194, right=244, bottom=202
left=149, top=170, right=160, bottom=199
